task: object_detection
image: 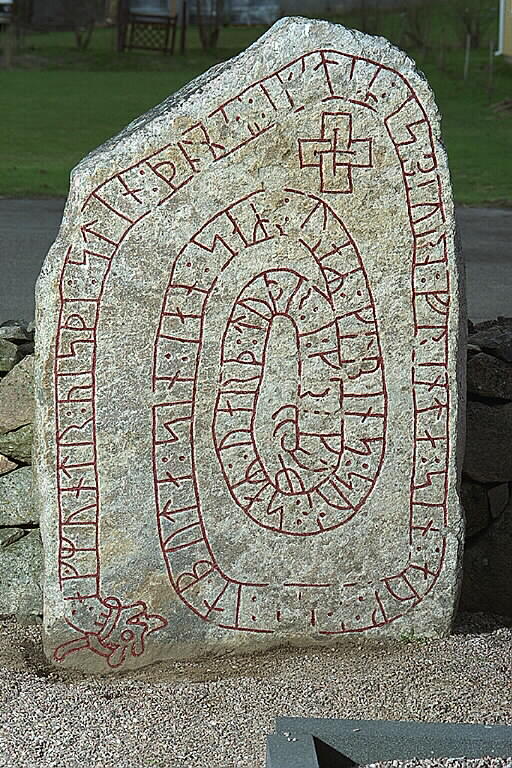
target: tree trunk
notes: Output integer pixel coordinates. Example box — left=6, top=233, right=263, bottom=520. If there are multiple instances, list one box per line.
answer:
left=66, top=0, right=100, bottom=51
left=196, top=0, right=224, bottom=51
left=1, top=21, right=16, bottom=68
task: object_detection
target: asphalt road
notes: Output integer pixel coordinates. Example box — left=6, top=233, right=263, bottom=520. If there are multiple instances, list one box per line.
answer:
left=0, top=199, right=510, bottom=324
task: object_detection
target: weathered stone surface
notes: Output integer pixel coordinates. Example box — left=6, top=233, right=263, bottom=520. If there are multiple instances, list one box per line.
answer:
left=472, top=317, right=512, bottom=332
left=0, top=530, right=42, bottom=617
left=0, top=424, right=32, bottom=464
left=464, top=402, right=512, bottom=483
left=467, top=352, right=512, bottom=400
left=0, top=527, right=26, bottom=548
left=0, top=322, right=33, bottom=344
left=488, top=482, right=510, bottom=520
left=0, top=339, right=21, bottom=374
left=17, top=341, right=35, bottom=357
left=460, top=500, right=512, bottom=618
left=0, top=355, right=35, bottom=434
left=35, top=18, right=464, bottom=672
left=468, top=325, right=512, bottom=364
left=0, top=454, right=17, bottom=476
left=460, top=478, right=489, bottom=538
left=0, top=467, right=35, bottom=525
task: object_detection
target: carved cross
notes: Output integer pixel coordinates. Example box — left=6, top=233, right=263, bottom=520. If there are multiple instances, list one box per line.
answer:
left=298, top=112, right=373, bottom=194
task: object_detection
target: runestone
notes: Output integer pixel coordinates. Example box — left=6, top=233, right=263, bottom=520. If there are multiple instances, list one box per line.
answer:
left=35, top=17, right=465, bottom=672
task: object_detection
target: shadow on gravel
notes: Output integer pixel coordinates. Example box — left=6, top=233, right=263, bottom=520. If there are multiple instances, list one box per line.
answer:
left=1, top=611, right=511, bottom=684
left=453, top=611, right=512, bottom=635
left=20, top=635, right=54, bottom=679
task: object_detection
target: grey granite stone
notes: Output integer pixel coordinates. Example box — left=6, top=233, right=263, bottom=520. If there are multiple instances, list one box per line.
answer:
left=464, top=401, right=512, bottom=483
left=0, top=323, right=33, bottom=344
left=0, top=424, right=32, bottom=464
left=0, top=527, right=26, bottom=548
left=0, top=355, right=34, bottom=435
left=35, top=17, right=465, bottom=672
left=17, top=342, right=35, bottom=357
left=468, top=325, right=512, bottom=363
left=472, top=317, right=512, bottom=332
left=488, top=482, right=510, bottom=520
left=0, top=454, right=17, bottom=476
left=460, top=500, right=512, bottom=617
left=466, top=352, right=512, bottom=400
left=460, top=478, right=489, bottom=537
left=0, top=339, right=21, bottom=374
left=0, top=529, right=42, bottom=617
left=0, top=467, right=36, bottom=526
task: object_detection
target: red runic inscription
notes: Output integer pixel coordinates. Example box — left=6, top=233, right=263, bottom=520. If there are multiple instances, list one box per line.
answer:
left=52, top=47, right=452, bottom=663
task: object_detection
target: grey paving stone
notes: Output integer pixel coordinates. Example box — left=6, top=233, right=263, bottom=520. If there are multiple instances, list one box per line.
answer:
left=273, top=718, right=512, bottom=765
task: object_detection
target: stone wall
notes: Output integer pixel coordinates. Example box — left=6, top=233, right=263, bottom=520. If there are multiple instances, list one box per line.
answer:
left=459, top=317, right=512, bottom=617
left=0, top=321, right=40, bottom=622
left=1, top=317, right=511, bottom=622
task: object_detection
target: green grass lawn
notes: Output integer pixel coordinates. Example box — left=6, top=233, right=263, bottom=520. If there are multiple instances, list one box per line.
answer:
left=1, top=12, right=511, bottom=204
left=1, top=70, right=205, bottom=196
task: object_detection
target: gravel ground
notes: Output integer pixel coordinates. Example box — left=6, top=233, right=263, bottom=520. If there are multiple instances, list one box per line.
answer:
left=0, top=613, right=510, bottom=768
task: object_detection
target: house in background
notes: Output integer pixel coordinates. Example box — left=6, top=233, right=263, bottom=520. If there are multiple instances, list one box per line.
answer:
left=184, top=0, right=279, bottom=25
left=30, top=0, right=108, bottom=27
left=498, top=0, right=512, bottom=60
left=225, top=0, right=279, bottom=25
left=26, top=0, right=426, bottom=29
left=181, top=0, right=422, bottom=26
